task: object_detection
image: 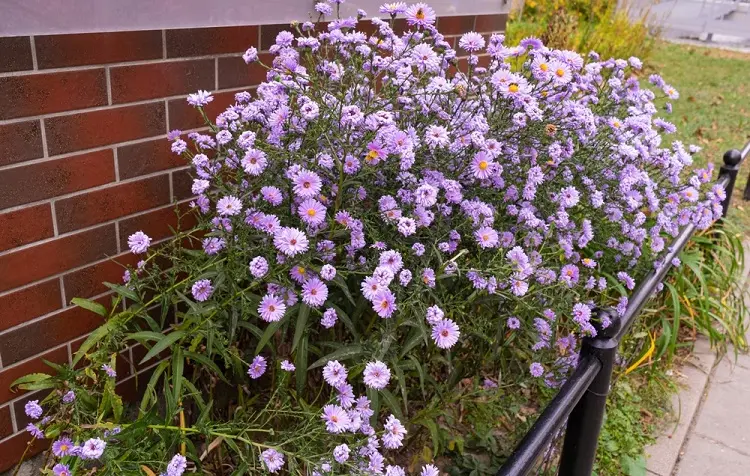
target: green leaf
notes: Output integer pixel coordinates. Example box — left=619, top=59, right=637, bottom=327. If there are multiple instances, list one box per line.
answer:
left=10, top=373, right=51, bottom=389
left=331, top=275, right=356, bottom=305
left=292, top=304, right=310, bottom=352
left=71, top=297, right=107, bottom=316
left=325, top=301, right=359, bottom=338
left=621, top=454, right=647, bottom=476
left=73, top=319, right=118, bottom=365
left=308, top=344, right=363, bottom=369
left=296, top=334, right=308, bottom=394
left=380, top=389, right=405, bottom=421
left=127, top=331, right=165, bottom=343
left=172, top=347, right=184, bottom=403
left=139, top=331, right=186, bottom=364
left=255, top=316, right=287, bottom=355
left=184, top=351, right=229, bottom=383
left=104, top=282, right=140, bottom=303
left=140, top=361, right=169, bottom=413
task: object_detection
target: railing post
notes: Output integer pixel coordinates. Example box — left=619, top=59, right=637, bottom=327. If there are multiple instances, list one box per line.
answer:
left=557, top=309, right=621, bottom=476
left=720, top=149, right=741, bottom=217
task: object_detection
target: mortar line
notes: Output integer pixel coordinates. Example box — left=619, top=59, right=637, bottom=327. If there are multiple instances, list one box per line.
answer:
left=29, top=36, right=38, bottom=70
left=59, top=276, right=67, bottom=308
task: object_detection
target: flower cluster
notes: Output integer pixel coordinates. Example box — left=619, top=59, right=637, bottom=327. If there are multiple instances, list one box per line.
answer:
left=29, top=0, right=720, bottom=473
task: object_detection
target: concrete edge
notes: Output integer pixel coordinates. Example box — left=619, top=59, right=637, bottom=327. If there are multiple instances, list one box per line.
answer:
left=645, top=338, right=718, bottom=476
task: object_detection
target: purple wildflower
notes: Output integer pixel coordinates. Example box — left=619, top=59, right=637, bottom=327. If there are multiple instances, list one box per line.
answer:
left=248, top=355, right=267, bottom=379
left=191, top=279, right=214, bottom=302
left=127, top=231, right=152, bottom=254
left=363, top=361, right=391, bottom=389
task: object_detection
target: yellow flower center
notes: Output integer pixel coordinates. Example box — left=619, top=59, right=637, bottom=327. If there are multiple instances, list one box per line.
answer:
left=482, top=234, right=489, bottom=241
left=307, top=208, right=316, bottom=216
left=478, top=160, right=488, bottom=170
left=555, top=68, right=565, bottom=77
left=297, top=267, right=306, bottom=274
left=366, top=150, right=379, bottom=162
left=381, top=301, right=389, bottom=309
left=509, top=83, right=519, bottom=93
left=416, top=8, right=425, bottom=20
left=540, top=63, right=548, bottom=71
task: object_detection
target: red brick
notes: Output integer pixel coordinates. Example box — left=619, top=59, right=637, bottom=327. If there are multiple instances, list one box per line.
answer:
left=117, top=138, right=185, bottom=180
left=45, top=102, right=166, bottom=156
left=166, top=26, right=258, bottom=58
left=437, top=15, right=476, bottom=36
left=0, top=279, right=61, bottom=333
left=0, top=205, right=54, bottom=253
left=0, top=347, right=68, bottom=405
left=0, top=37, right=33, bottom=73
left=0, top=150, right=115, bottom=209
left=63, top=253, right=138, bottom=301
left=0, top=428, right=50, bottom=472
left=168, top=90, right=236, bottom=131
left=55, top=174, right=171, bottom=234
left=0, top=224, right=117, bottom=293
left=0, top=70, right=107, bottom=121
left=110, top=59, right=216, bottom=104
left=474, top=13, right=508, bottom=33
left=172, top=168, right=194, bottom=201
left=217, top=54, right=270, bottom=90
left=35, top=31, right=163, bottom=69
left=0, top=406, right=12, bottom=439
left=0, top=121, right=43, bottom=167
left=0, top=296, right=108, bottom=365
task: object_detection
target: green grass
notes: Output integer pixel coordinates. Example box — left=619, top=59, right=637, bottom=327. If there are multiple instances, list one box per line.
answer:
left=648, top=42, right=750, bottom=228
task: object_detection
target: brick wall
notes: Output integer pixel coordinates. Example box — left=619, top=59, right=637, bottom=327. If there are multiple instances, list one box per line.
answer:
left=0, top=13, right=507, bottom=471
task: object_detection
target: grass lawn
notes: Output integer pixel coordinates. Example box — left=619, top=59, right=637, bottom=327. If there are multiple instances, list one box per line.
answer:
left=647, top=42, right=750, bottom=228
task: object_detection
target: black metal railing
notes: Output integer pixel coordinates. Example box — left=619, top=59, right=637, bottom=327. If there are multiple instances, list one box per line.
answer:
left=497, top=141, right=750, bottom=476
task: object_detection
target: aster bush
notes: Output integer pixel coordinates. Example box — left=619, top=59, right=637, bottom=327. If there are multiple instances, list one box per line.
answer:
left=12, top=1, right=727, bottom=475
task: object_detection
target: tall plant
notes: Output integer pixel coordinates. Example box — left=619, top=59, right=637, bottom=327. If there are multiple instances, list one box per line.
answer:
left=12, top=2, right=722, bottom=474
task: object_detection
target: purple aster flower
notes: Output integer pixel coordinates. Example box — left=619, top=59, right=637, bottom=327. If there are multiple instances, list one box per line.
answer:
left=560, top=264, right=579, bottom=287
left=101, top=364, right=116, bottom=378
left=62, top=390, right=76, bottom=403
left=249, top=256, right=269, bottom=278
left=421, top=268, right=436, bottom=288
left=298, top=198, right=327, bottom=226
left=301, top=278, right=328, bottom=307
left=405, top=2, right=436, bottom=27
left=242, top=46, right=259, bottom=64
left=191, top=179, right=210, bottom=195
left=530, top=362, right=544, bottom=377
left=191, top=279, right=214, bottom=302
left=558, top=186, right=580, bottom=208
left=273, top=227, right=309, bottom=256
left=319, top=264, right=336, bottom=281
left=202, top=237, right=226, bottom=255
left=321, top=404, right=350, bottom=433
left=459, top=32, right=486, bottom=52
left=372, top=289, right=397, bottom=318
left=412, top=243, right=425, bottom=256
left=24, top=400, right=43, bottom=419
left=315, top=2, right=333, bottom=15
left=380, top=2, right=407, bottom=15
left=242, top=148, right=268, bottom=176
left=617, top=271, right=636, bottom=290
left=426, top=305, right=444, bottom=325
left=53, top=464, right=71, bottom=476
left=321, top=307, right=338, bottom=328
left=471, top=151, right=494, bottom=180
left=280, top=360, right=295, bottom=371
left=363, top=361, right=391, bottom=389
left=386, top=466, right=406, bottom=476
left=293, top=170, right=322, bottom=198
left=258, top=294, right=287, bottom=322
left=127, top=231, right=152, bottom=254
left=399, top=269, right=412, bottom=286
left=507, top=316, right=521, bottom=329
left=323, top=360, right=348, bottom=387
left=52, top=438, right=74, bottom=457
left=260, top=186, right=283, bottom=206
left=333, top=443, right=350, bottom=463
left=260, top=448, right=285, bottom=473
left=165, top=454, right=187, bottom=476
left=26, top=423, right=44, bottom=439
left=216, top=195, right=243, bottom=216
left=383, top=414, right=407, bottom=449
left=80, top=438, right=106, bottom=459
left=187, top=90, right=213, bottom=107
left=248, top=355, right=267, bottom=379
left=474, top=226, right=499, bottom=249
left=432, top=319, right=460, bottom=349
left=421, top=464, right=440, bottom=476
